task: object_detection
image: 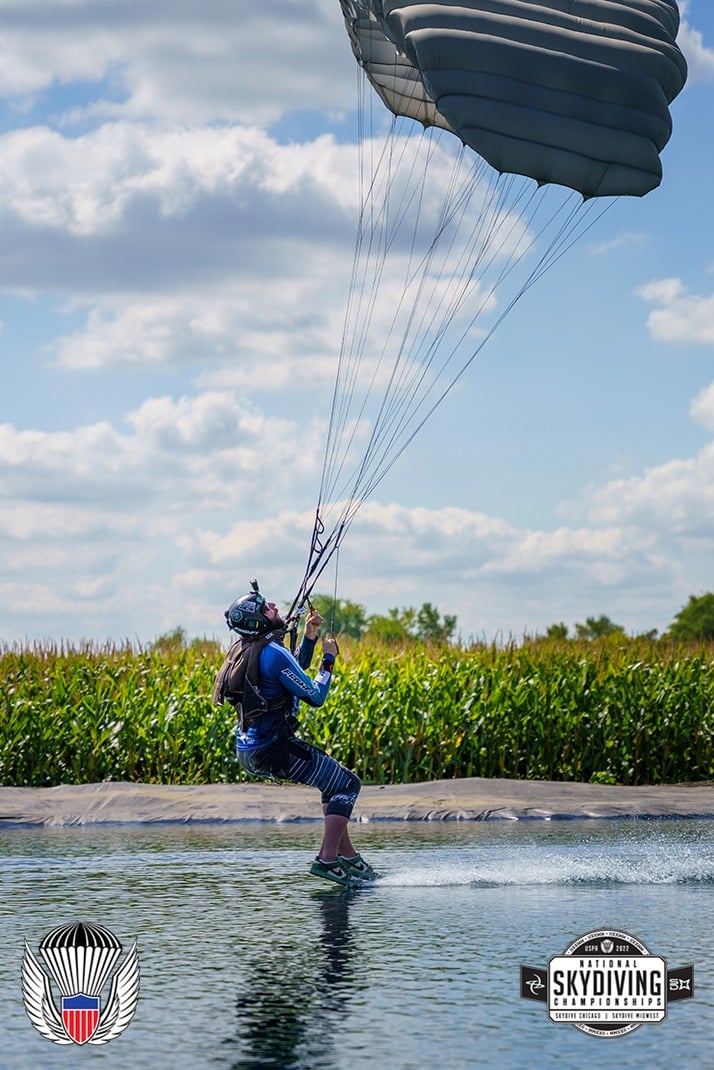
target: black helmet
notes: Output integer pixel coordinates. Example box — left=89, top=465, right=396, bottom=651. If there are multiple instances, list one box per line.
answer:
left=225, top=580, right=272, bottom=637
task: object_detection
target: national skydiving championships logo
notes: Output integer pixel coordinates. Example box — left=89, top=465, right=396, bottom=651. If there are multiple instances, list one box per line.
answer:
left=521, top=928, right=693, bottom=1038
left=22, top=921, right=139, bottom=1046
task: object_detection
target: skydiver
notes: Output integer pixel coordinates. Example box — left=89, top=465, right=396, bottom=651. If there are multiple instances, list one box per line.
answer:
left=214, top=583, right=377, bottom=887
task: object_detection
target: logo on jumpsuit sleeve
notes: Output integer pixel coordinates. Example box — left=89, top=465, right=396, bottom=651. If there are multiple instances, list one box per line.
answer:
left=21, top=921, right=139, bottom=1045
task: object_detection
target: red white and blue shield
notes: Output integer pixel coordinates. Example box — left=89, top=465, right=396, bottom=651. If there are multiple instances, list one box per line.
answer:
left=62, top=994, right=100, bottom=1044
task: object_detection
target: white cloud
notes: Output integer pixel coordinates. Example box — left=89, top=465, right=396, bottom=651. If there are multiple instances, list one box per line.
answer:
left=0, top=123, right=358, bottom=237
left=0, top=428, right=708, bottom=643
left=51, top=283, right=350, bottom=377
left=0, top=121, right=520, bottom=384
left=587, top=231, right=647, bottom=256
left=636, top=277, right=714, bottom=343
left=679, top=6, right=714, bottom=82
left=690, top=382, right=714, bottom=432
left=0, top=1, right=352, bottom=125
left=0, top=389, right=316, bottom=517
left=578, top=443, right=714, bottom=535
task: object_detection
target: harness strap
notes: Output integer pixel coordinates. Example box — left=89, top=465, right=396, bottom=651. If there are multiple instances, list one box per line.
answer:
left=213, top=632, right=289, bottom=732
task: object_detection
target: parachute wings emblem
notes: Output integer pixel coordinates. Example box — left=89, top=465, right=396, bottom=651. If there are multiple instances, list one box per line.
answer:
left=88, top=941, right=140, bottom=1044
left=21, top=942, right=72, bottom=1045
left=22, top=930, right=140, bottom=1046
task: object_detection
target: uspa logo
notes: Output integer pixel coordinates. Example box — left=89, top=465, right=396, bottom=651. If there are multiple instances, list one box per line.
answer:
left=22, top=921, right=139, bottom=1046
left=521, top=928, right=693, bottom=1037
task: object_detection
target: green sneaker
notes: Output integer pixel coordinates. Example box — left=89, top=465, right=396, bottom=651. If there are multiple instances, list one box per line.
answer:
left=338, top=854, right=379, bottom=881
left=309, top=857, right=356, bottom=887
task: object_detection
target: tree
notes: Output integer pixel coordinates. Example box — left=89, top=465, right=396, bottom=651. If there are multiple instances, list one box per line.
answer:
left=414, top=602, right=457, bottom=642
left=150, top=627, right=188, bottom=653
left=363, top=612, right=412, bottom=643
left=665, top=592, right=714, bottom=642
left=307, top=595, right=368, bottom=640
left=574, top=615, right=625, bottom=641
left=544, top=622, right=569, bottom=640
left=149, top=627, right=217, bottom=655
left=363, top=603, right=457, bottom=644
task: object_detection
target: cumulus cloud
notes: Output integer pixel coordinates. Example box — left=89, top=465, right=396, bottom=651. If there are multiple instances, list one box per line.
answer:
left=0, top=384, right=327, bottom=640
left=0, top=0, right=352, bottom=125
left=587, top=231, right=647, bottom=256
left=0, top=123, right=359, bottom=300
left=0, top=389, right=317, bottom=518
left=636, top=277, right=714, bottom=344
left=0, top=123, right=367, bottom=237
left=179, top=497, right=683, bottom=636
left=0, top=120, right=516, bottom=388
left=691, top=383, right=714, bottom=431
left=576, top=444, right=714, bottom=535
left=678, top=5, right=714, bottom=82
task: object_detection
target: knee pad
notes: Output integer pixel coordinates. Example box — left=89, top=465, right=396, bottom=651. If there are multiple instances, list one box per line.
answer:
left=324, top=770, right=361, bottom=818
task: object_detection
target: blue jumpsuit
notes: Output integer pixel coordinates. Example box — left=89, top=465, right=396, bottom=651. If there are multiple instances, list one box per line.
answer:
left=235, top=635, right=361, bottom=819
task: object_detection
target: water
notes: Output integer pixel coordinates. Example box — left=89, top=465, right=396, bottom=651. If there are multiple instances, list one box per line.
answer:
left=2, top=819, right=713, bottom=1069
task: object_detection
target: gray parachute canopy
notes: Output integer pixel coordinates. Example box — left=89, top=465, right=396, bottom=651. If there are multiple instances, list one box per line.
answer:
left=339, top=0, right=688, bottom=197
left=289, top=2, right=687, bottom=615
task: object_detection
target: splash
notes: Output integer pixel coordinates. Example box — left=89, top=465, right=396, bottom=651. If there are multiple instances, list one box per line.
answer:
left=379, top=836, right=714, bottom=888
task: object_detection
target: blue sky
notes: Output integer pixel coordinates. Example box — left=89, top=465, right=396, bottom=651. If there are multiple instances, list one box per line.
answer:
left=0, top=1, right=712, bottom=645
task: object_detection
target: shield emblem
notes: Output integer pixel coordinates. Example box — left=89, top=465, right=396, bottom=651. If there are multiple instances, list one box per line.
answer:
left=62, top=994, right=100, bottom=1044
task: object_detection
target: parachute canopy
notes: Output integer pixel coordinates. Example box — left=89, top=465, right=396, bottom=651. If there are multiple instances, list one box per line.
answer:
left=340, top=0, right=687, bottom=197
left=288, top=3, right=687, bottom=615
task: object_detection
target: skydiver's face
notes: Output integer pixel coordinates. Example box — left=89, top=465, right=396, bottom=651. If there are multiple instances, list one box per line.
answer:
left=263, top=602, right=285, bottom=628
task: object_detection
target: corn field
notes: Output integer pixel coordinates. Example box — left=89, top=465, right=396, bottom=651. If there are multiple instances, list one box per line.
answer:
left=1, top=637, right=713, bottom=787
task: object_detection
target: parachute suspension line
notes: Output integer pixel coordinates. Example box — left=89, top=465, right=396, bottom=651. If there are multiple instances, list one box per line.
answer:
left=297, top=148, right=492, bottom=603
left=333, top=167, right=538, bottom=507
left=296, top=84, right=421, bottom=617
left=367, top=143, right=479, bottom=433
left=329, top=546, right=341, bottom=638
left=321, top=76, right=397, bottom=495
left=332, top=131, right=470, bottom=510
left=370, top=170, right=538, bottom=448
left=519, top=194, right=618, bottom=295
left=354, top=189, right=615, bottom=496
left=322, top=124, right=492, bottom=515
left=311, top=155, right=585, bottom=595
left=325, top=182, right=612, bottom=519
left=319, top=74, right=384, bottom=509
left=297, top=70, right=620, bottom=619
left=320, top=112, right=432, bottom=511
left=295, top=0, right=687, bottom=622
left=321, top=116, right=439, bottom=509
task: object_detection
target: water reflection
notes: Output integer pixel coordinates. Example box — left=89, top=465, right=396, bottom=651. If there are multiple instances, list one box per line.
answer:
left=228, top=890, right=357, bottom=1070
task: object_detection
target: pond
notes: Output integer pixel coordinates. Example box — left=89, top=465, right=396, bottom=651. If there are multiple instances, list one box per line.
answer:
left=1, top=818, right=712, bottom=1068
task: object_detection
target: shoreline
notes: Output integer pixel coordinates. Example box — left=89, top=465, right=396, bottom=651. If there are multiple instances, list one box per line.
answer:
left=1, top=777, right=714, bottom=826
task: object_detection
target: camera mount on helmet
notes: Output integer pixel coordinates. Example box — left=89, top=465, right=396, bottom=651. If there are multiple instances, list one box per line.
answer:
left=224, top=579, right=272, bottom=637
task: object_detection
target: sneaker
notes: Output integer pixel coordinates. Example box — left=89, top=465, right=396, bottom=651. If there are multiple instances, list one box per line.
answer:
left=338, top=854, right=379, bottom=881
left=309, top=857, right=356, bottom=887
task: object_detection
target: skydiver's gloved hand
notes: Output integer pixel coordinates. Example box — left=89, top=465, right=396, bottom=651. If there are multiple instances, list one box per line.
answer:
left=321, top=637, right=339, bottom=678
left=322, top=636, right=339, bottom=658
left=304, top=609, right=324, bottom=640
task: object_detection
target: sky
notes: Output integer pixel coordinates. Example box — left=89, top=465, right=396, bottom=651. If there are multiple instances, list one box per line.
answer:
left=0, top=0, right=713, bottom=647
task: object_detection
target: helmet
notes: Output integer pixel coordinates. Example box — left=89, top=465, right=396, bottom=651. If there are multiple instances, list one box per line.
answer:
left=224, top=580, right=272, bottom=637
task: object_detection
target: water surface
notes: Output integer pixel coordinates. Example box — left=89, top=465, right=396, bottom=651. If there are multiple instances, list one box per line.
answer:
left=2, top=819, right=712, bottom=1069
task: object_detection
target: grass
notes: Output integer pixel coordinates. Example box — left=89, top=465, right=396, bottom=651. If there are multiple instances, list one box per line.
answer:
left=1, top=636, right=713, bottom=787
